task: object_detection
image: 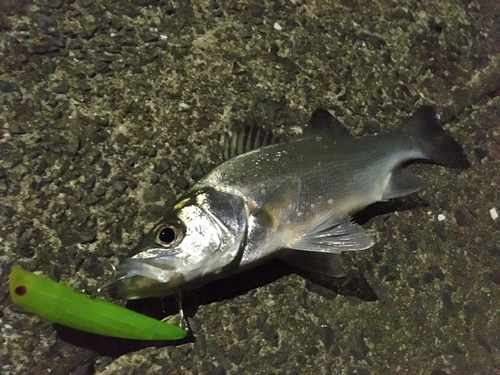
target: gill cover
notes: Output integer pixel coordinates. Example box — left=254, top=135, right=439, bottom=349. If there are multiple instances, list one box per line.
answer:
left=114, top=189, right=247, bottom=297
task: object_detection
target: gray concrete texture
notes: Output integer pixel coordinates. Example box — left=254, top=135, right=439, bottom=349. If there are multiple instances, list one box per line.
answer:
left=0, top=0, right=499, bottom=374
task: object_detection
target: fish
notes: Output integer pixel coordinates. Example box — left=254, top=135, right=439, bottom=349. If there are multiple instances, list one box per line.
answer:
left=110, top=106, right=470, bottom=299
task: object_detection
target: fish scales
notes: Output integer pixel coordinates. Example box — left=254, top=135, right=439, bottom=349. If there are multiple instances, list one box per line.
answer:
left=197, top=133, right=416, bottom=266
left=197, top=134, right=413, bottom=219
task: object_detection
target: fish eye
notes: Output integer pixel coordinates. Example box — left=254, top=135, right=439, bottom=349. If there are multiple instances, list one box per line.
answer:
left=155, top=224, right=183, bottom=247
left=159, top=227, right=175, bottom=243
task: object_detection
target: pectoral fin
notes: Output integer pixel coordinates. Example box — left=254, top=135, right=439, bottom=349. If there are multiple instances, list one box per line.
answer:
left=290, top=215, right=374, bottom=253
left=283, top=251, right=346, bottom=278
left=256, top=177, right=301, bottom=231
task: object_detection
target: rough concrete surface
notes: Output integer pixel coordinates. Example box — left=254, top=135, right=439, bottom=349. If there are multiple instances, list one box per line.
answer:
left=1, top=0, right=499, bottom=374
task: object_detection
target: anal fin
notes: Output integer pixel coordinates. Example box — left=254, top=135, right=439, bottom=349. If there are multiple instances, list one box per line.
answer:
left=382, top=166, right=426, bottom=200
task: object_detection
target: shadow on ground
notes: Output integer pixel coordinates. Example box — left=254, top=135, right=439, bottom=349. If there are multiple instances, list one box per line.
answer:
left=57, top=196, right=429, bottom=357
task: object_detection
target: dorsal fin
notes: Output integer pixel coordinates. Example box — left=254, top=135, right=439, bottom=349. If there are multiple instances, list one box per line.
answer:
left=304, top=108, right=352, bottom=138
left=222, top=108, right=350, bottom=161
left=223, top=124, right=277, bottom=161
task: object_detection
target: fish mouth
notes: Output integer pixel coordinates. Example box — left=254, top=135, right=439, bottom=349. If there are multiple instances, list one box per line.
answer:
left=105, top=258, right=186, bottom=299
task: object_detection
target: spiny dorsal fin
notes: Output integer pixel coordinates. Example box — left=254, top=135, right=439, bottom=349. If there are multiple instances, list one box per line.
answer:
left=222, top=108, right=350, bottom=161
left=223, top=124, right=277, bottom=161
left=304, top=108, right=352, bottom=138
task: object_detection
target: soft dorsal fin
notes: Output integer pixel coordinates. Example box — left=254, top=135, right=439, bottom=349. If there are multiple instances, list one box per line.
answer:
left=223, top=124, right=277, bottom=161
left=304, top=108, right=352, bottom=138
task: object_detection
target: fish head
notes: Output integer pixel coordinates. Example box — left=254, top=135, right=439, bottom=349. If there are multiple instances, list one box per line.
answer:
left=111, top=189, right=247, bottom=299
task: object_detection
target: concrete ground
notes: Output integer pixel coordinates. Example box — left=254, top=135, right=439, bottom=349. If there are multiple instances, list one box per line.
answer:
left=1, top=0, right=499, bottom=374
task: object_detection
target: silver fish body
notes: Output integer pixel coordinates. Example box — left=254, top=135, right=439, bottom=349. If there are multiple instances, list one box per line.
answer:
left=112, top=107, right=469, bottom=299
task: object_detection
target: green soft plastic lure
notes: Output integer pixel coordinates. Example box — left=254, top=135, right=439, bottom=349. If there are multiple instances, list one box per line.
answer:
left=9, top=266, right=187, bottom=340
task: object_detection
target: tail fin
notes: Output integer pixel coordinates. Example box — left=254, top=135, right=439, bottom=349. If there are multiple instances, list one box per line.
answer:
left=403, top=106, right=470, bottom=169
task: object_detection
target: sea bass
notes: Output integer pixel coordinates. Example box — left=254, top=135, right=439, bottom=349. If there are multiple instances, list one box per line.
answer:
left=111, top=106, right=469, bottom=299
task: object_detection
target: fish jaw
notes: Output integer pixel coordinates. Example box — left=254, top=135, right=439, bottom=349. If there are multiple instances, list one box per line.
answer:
left=110, top=258, right=189, bottom=299
left=112, top=247, right=237, bottom=299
